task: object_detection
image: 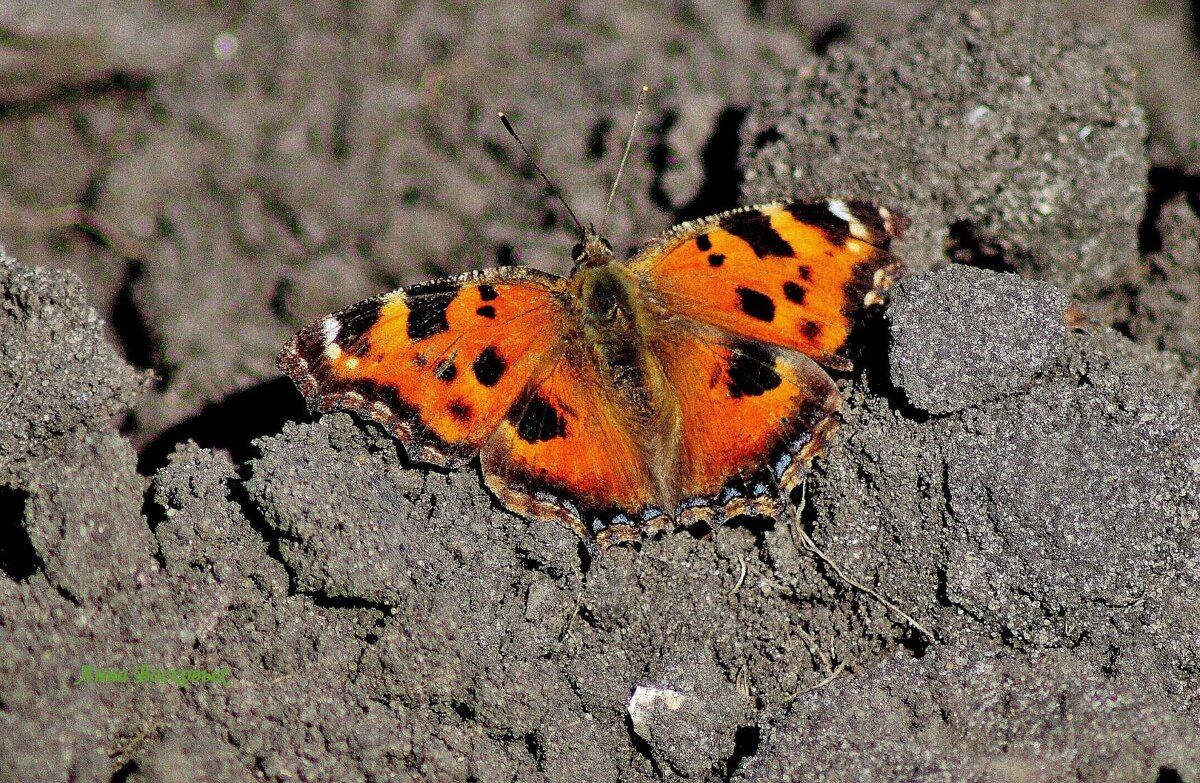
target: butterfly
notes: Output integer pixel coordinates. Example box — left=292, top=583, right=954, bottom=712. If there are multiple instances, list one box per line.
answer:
left=277, top=98, right=907, bottom=549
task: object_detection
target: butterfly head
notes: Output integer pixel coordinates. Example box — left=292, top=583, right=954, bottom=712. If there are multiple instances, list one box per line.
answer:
left=571, top=226, right=615, bottom=271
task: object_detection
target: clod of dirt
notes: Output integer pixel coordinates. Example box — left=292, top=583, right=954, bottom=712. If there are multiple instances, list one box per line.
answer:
left=887, top=265, right=1070, bottom=414
left=741, top=0, right=1148, bottom=296
left=0, top=248, right=144, bottom=471
left=627, top=646, right=754, bottom=778
left=734, top=645, right=1200, bottom=781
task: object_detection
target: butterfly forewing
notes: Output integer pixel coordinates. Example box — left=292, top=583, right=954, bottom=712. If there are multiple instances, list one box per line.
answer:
left=630, top=200, right=906, bottom=371
left=277, top=267, right=570, bottom=467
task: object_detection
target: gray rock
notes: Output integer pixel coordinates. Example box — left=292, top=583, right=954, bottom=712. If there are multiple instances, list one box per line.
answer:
left=628, top=646, right=753, bottom=778
left=888, top=265, right=1070, bottom=414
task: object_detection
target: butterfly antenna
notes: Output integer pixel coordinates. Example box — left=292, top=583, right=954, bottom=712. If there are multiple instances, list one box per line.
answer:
left=600, top=85, right=648, bottom=237
left=498, top=111, right=586, bottom=236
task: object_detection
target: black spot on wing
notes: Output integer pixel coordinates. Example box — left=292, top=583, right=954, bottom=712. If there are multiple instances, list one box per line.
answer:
left=736, top=287, right=775, bottom=322
left=331, top=299, right=383, bottom=357
left=785, top=201, right=849, bottom=246
left=783, top=281, right=806, bottom=304
left=448, top=399, right=473, bottom=422
left=406, top=290, right=456, bottom=340
left=696, top=233, right=712, bottom=251
left=727, top=343, right=782, bottom=398
left=472, top=346, right=507, bottom=387
left=476, top=305, right=496, bottom=318
left=722, top=210, right=794, bottom=258
left=478, top=284, right=498, bottom=301
left=434, top=358, right=457, bottom=383
left=802, top=320, right=823, bottom=340
left=511, top=394, right=567, bottom=443
left=708, top=253, right=725, bottom=267
left=797, top=265, right=812, bottom=281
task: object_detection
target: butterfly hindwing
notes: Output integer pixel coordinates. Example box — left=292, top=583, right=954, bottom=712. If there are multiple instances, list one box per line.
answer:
left=631, top=199, right=906, bottom=371
left=479, top=345, right=662, bottom=543
left=277, top=267, right=569, bottom=467
left=649, top=320, right=841, bottom=526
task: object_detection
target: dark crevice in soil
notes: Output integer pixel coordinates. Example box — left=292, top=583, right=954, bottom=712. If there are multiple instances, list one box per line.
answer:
left=1139, top=167, right=1200, bottom=255
left=858, top=324, right=932, bottom=425
left=623, top=712, right=665, bottom=778
left=898, top=624, right=932, bottom=659
left=226, top=474, right=306, bottom=593
left=53, top=581, right=82, bottom=607
left=522, top=730, right=544, bottom=770
left=269, top=277, right=299, bottom=328
left=672, top=106, right=748, bottom=225
left=1156, top=767, right=1184, bottom=783
left=647, top=108, right=678, bottom=213
left=725, top=514, right=775, bottom=551
left=585, top=116, right=613, bottom=160
left=723, top=724, right=761, bottom=779
left=1191, top=0, right=1200, bottom=50
left=752, top=125, right=782, bottom=150
left=304, top=591, right=394, bottom=616
left=495, top=242, right=517, bottom=267
left=576, top=538, right=594, bottom=577
left=684, top=518, right=715, bottom=541
left=944, top=219, right=1017, bottom=272
left=141, top=482, right=168, bottom=570
left=0, top=72, right=153, bottom=119
left=110, top=759, right=140, bottom=783
left=136, top=377, right=308, bottom=476
left=224, top=472, right=394, bottom=619
left=811, top=22, right=852, bottom=55
left=0, top=485, right=41, bottom=582
left=110, top=260, right=166, bottom=382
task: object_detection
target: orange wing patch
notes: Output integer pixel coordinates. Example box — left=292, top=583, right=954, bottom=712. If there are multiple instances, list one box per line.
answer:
left=651, top=325, right=841, bottom=525
left=277, top=268, right=568, bottom=467
left=633, top=200, right=906, bottom=370
left=479, top=349, right=661, bottom=544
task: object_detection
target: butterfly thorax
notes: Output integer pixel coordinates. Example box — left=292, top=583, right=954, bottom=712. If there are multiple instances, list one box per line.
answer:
left=569, top=254, right=685, bottom=506
left=573, top=260, right=654, bottom=399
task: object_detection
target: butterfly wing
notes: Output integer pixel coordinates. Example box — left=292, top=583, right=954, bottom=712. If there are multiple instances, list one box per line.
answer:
left=629, top=199, right=906, bottom=370
left=645, top=318, right=842, bottom=527
left=277, top=268, right=571, bottom=468
left=478, top=344, right=662, bottom=545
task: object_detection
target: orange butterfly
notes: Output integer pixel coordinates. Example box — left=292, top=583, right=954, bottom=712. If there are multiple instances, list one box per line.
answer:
left=277, top=98, right=906, bottom=548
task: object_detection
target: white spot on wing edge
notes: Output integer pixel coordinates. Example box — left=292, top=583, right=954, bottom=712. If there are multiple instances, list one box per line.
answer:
left=323, top=343, right=343, bottom=360
left=828, top=199, right=869, bottom=240
left=827, top=199, right=853, bottom=222
left=321, top=317, right=341, bottom=343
